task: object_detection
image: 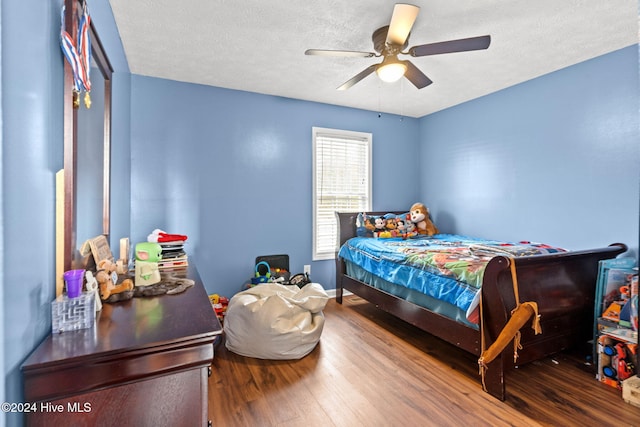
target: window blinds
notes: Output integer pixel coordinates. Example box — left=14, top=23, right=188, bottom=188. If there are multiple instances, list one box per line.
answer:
left=313, top=128, right=372, bottom=260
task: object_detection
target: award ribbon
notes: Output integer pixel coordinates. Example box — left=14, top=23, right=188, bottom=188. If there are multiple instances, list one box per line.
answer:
left=60, top=2, right=92, bottom=108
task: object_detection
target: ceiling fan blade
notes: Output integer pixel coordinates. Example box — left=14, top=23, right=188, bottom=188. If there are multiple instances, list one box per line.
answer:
left=305, top=49, right=376, bottom=58
left=386, top=3, right=420, bottom=46
left=403, top=61, right=432, bottom=89
left=409, top=35, right=491, bottom=57
left=337, top=65, right=377, bottom=91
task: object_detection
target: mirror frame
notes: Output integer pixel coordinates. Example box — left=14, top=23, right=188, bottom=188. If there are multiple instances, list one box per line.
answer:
left=63, top=0, right=113, bottom=272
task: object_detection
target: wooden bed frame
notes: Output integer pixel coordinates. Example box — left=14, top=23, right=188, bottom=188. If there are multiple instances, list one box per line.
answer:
left=335, top=211, right=627, bottom=400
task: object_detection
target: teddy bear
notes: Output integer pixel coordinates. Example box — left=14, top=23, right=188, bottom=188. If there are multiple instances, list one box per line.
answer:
left=409, top=202, right=439, bottom=236
left=96, top=259, right=134, bottom=302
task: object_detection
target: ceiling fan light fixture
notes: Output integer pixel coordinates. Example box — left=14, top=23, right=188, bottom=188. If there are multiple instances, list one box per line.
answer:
left=376, top=58, right=407, bottom=83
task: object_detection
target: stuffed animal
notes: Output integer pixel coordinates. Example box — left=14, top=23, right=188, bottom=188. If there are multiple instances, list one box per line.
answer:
left=409, top=202, right=439, bottom=236
left=404, top=217, right=418, bottom=238
left=385, top=218, right=397, bottom=233
left=373, top=216, right=386, bottom=233
left=364, top=216, right=376, bottom=232
left=96, top=259, right=134, bottom=302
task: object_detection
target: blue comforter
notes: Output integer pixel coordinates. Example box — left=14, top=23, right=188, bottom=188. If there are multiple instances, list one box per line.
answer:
left=338, top=234, right=565, bottom=320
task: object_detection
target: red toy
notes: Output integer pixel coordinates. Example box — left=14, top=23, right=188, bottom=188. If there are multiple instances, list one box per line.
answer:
left=209, top=294, right=229, bottom=323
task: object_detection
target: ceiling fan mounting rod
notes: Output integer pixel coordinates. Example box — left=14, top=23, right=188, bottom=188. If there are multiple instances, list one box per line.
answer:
left=383, top=43, right=402, bottom=56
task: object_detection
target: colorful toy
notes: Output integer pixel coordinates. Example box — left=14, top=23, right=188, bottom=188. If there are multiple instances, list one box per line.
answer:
left=602, top=342, right=636, bottom=383
left=404, top=217, right=418, bottom=238
left=135, top=260, right=161, bottom=287
left=135, top=242, right=162, bottom=262
left=364, top=216, right=376, bottom=233
left=373, top=216, right=386, bottom=234
left=209, top=293, right=229, bottom=323
left=409, top=202, right=439, bottom=236
left=616, top=343, right=636, bottom=381
left=396, top=218, right=407, bottom=237
left=380, top=217, right=400, bottom=238
left=602, top=301, right=623, bottom=322
left=251, top=261, right=271, bottom=284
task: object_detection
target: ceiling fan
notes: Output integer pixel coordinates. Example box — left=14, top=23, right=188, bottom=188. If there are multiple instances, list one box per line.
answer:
left=305, top=3, right=491, bottom=90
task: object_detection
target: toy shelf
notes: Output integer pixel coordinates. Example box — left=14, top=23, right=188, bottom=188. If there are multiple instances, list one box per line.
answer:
left=593, top=258, right=638, bottom=390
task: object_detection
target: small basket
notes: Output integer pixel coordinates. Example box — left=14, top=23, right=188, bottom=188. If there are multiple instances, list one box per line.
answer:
left=622, top=375, right=640, bottom=408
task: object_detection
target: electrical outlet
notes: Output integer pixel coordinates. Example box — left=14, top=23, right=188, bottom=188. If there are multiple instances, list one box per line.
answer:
left=304, top=264, right=311, bottom=275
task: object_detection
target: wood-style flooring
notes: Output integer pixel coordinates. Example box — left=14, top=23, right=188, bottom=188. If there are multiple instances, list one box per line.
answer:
left=209, top=295, right=640, bottom=426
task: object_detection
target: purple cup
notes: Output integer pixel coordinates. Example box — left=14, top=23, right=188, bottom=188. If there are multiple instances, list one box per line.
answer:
left=63, top=269, right=85, bottom=298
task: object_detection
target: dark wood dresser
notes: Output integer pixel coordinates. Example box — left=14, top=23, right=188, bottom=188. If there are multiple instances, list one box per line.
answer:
left=22, top=265, right=222, bottom=426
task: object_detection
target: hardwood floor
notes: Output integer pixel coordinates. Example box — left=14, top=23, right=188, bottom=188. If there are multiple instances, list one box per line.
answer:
left=209, top=295, right=640, bottom=426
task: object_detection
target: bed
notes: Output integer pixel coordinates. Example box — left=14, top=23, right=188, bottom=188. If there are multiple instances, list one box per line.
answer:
left=335, top=211, right=627, bottom=400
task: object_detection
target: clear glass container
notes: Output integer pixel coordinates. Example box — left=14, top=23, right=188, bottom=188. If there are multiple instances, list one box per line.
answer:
left=51, top=292, right=96, bottom=333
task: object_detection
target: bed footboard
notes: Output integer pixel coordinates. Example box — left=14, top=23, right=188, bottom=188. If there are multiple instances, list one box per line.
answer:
left=480, top=243, right=626, bottom=398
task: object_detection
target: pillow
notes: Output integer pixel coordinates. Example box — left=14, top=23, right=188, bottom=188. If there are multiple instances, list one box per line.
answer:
left=356, top=212, right=409, bottom=239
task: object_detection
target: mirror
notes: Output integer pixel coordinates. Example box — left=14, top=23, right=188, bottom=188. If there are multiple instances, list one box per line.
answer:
left=63, top=0, right=113, bottom=273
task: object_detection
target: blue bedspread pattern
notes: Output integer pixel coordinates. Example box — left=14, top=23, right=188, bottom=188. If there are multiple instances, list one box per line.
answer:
left=338, top=234, right=565, bottom=319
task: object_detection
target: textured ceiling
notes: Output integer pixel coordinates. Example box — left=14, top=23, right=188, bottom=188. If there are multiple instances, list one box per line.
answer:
left=108, top=0, right=638, bottom=118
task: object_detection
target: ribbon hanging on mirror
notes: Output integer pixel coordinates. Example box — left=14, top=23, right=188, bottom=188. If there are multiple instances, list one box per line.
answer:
left=60, top=2, right=92, bottom=108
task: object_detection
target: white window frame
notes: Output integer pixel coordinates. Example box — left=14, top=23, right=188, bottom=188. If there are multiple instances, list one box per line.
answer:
left=312, top=127, right=372, bottom=260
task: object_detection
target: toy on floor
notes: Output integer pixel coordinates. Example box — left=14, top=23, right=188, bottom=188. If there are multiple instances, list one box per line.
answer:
left=209, top=294, right=230, bottom=323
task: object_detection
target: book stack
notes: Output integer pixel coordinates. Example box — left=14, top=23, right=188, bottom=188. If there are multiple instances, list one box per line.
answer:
left=158, top=241, right=188, bottom=270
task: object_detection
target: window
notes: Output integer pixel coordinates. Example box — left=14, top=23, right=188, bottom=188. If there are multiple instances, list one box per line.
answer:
left=312, top=127, right=372, bottom=260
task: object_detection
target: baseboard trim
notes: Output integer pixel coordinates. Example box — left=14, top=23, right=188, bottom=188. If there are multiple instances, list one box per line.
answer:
left=325, top=289, right=352, bottom=299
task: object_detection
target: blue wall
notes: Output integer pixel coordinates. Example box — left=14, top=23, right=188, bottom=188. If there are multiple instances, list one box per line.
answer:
left=1, top=1, right=129, bottom=425
left=129, top=76, right=421, bottom=298
left=2, top=3, right=65, bottom=425
left=419, top=46, right=639, bottom=256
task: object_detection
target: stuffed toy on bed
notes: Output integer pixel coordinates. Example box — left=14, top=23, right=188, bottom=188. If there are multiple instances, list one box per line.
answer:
left=409, top=202, right=439, bottom=236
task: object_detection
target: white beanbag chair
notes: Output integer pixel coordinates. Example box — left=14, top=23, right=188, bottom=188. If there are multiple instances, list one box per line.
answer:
left=224, top=282, right=329, bottom=360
